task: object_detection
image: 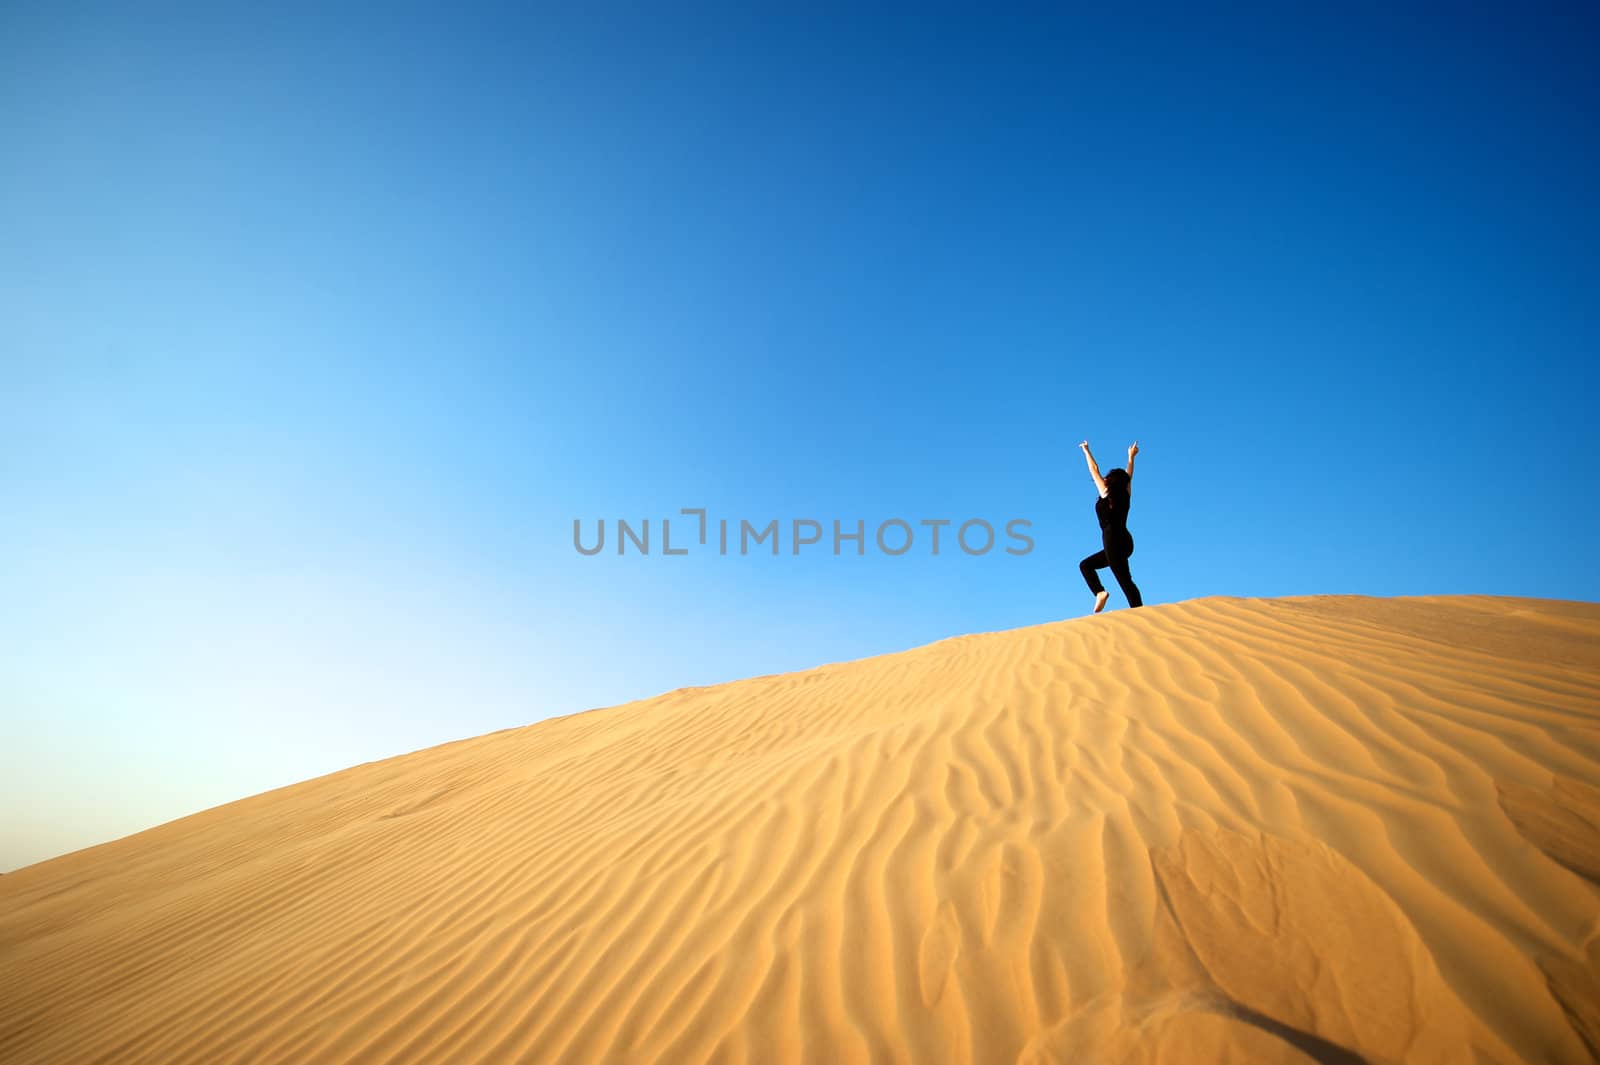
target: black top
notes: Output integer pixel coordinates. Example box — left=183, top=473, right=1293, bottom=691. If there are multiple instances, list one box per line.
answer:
left=1096, top=484, right=1131, bottom=531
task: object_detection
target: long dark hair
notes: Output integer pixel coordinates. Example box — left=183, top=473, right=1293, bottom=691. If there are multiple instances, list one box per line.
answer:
left=1103, top=467, right=1131, bottom=496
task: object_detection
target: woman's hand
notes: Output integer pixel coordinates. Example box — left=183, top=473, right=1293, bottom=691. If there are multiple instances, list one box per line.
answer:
left=1128, top=441, right=1139, bottom=459
left=1081, top=441, right=1108, bottom=494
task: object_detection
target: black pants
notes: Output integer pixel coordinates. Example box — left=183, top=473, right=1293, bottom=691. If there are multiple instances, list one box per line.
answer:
left=1080, top=529, right=1142, bottom=607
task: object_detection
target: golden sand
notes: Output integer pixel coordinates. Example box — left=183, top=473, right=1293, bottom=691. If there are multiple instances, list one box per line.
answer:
left=3, top=595, right=1598, bottom=1063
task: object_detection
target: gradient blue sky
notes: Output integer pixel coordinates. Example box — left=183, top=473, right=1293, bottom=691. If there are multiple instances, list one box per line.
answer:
left=4, top=5, right=1597, bottom=871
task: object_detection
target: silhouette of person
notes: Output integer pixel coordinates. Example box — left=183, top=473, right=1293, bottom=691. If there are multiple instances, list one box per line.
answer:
left=1078, top=440, right=1143, bottom=613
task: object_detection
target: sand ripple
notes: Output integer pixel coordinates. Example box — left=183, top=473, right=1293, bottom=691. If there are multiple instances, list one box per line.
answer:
left=3, top=595, right=1598, bottom=1063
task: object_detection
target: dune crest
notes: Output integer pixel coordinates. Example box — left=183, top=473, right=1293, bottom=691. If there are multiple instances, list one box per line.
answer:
left=3, top=595, right=1599, bottom=1063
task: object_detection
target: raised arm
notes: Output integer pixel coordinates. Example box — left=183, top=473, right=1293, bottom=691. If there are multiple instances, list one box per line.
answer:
left=1126, top=440, right=1139, bottom=480
left=1079, top=441, right=1109, bottom=497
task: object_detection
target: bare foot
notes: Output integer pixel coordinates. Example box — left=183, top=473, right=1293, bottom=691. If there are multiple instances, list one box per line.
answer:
left=1093, top=591, right=1110, bottom=614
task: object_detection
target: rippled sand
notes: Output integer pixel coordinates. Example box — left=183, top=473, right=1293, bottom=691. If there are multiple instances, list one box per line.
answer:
left=4, top=595, right=1598, bottom=1063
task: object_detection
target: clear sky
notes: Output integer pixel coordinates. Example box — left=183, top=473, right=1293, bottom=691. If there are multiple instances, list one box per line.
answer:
left=4, top=5, right=1596, bottom=871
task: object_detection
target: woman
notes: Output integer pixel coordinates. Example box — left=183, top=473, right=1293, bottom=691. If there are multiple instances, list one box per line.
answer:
left=1077, top=440, right=1143, bottom=613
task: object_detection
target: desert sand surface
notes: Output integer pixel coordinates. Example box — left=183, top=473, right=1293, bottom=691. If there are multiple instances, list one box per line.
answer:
left=3, top=595, right=1599, bottom=1064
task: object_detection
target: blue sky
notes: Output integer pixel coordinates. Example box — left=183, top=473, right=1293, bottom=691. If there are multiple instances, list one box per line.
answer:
left=3, top=5, right=1596, bottom=871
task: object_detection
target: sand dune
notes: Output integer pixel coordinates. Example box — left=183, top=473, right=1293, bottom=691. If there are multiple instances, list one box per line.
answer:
left=3, top=595, right=1599, bottom=1064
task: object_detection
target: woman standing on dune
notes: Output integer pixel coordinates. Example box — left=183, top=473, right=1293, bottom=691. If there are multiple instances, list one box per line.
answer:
left=1077, top=440, right=1143, bottom=613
